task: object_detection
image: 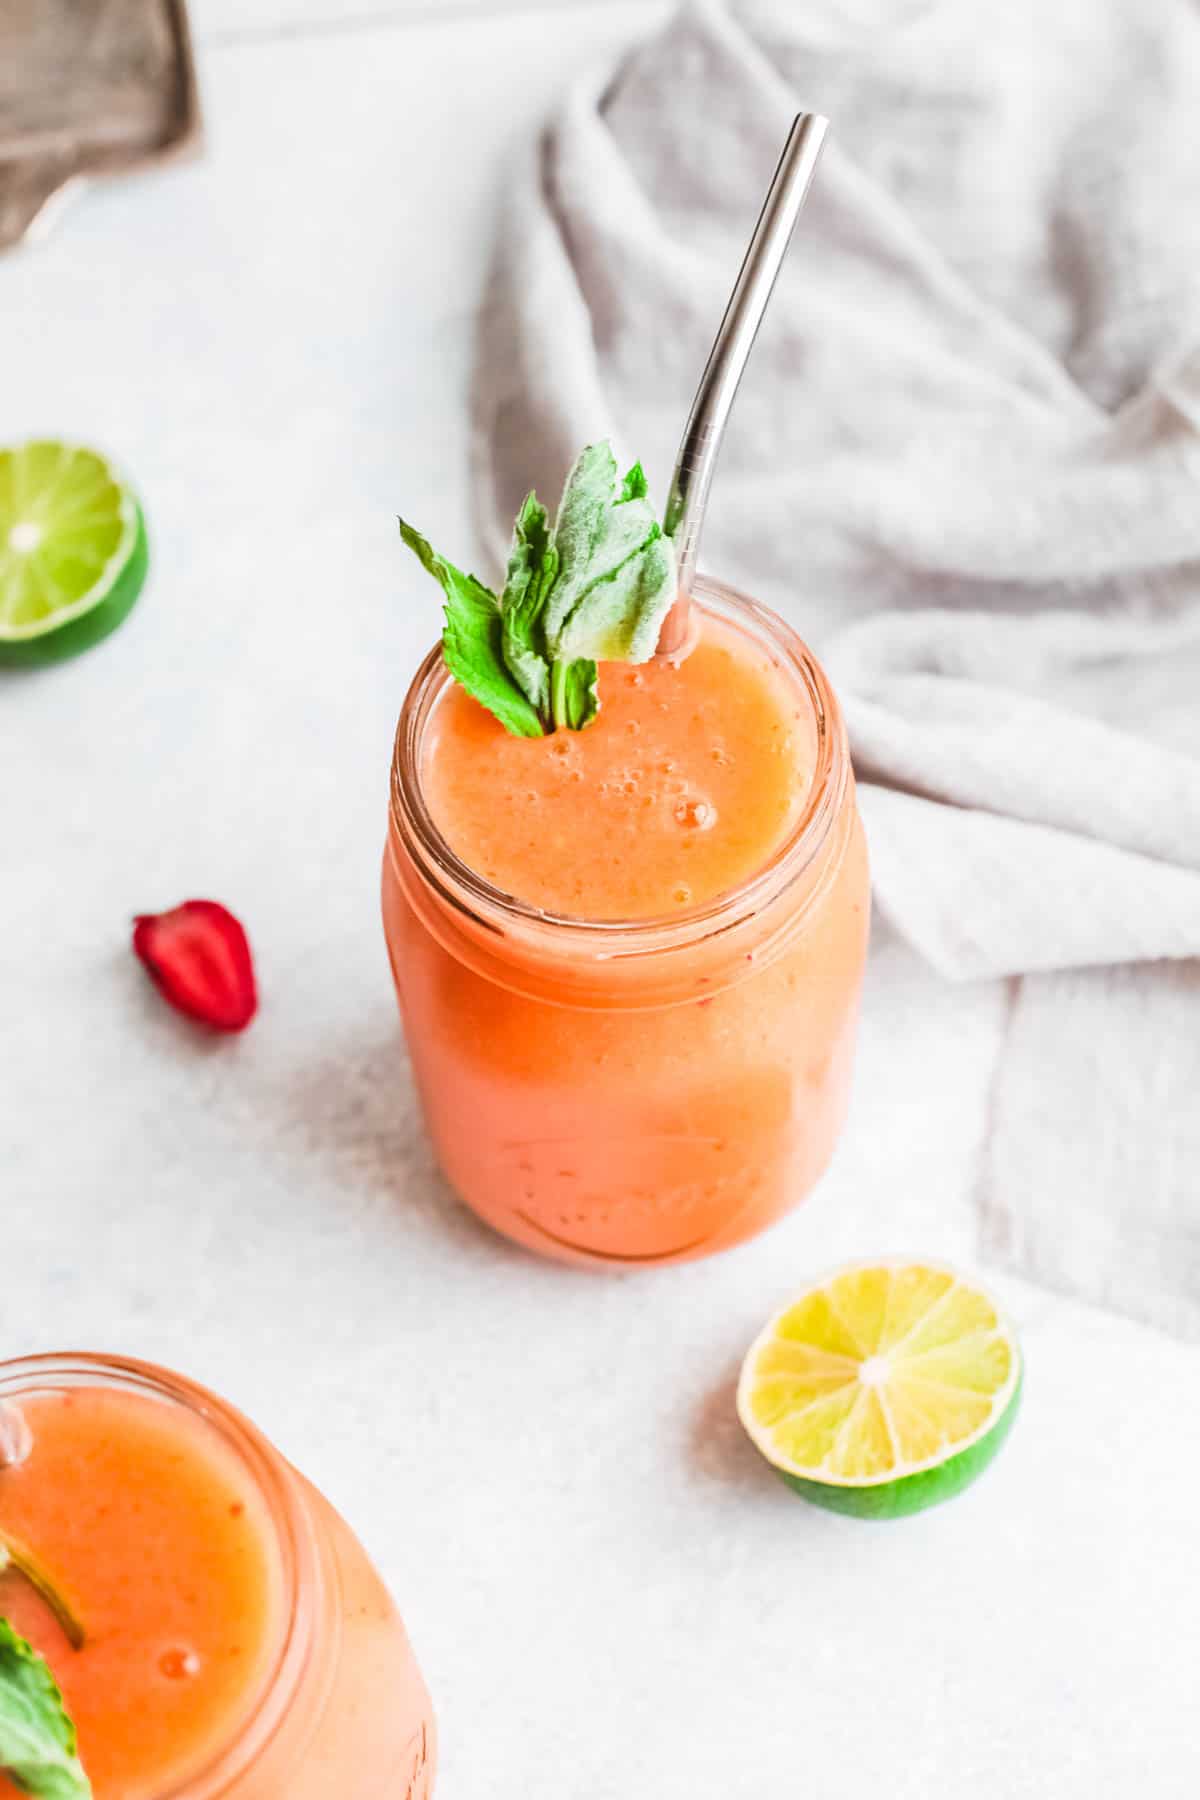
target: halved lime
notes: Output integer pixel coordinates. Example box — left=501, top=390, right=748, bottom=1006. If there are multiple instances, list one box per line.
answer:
left=0, top=440, right=148, bottom=666
left=737, top=1260, right=1022, bottom=1518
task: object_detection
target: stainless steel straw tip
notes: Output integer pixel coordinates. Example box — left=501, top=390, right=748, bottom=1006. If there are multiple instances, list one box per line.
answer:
left=657, top=111, right=829, bottom=655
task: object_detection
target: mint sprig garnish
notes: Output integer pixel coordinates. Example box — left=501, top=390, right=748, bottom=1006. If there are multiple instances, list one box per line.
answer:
left=399, top=440, right=677, bottom=734
left=0, top=1618, right=91, bottom=1800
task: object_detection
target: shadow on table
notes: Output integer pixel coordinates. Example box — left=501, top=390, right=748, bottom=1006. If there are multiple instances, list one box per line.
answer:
left=688, top=1353, right=768, bottom=1490
left=279, top=1023, right=531, bottom=1271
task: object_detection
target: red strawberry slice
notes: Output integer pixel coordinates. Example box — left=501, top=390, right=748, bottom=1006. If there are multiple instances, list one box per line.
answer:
left=132, top=900, right=257, bottom=1032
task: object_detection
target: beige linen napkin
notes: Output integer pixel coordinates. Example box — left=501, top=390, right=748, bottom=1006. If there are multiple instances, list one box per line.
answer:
left=474, top=0, right=1200, bottom=1334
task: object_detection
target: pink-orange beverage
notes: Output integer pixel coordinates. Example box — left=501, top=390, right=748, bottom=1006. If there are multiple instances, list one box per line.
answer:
left=383, top=577, right=869, bottom=1265
left=0, top=1355, right=435, bottom=1800
left=383, top=579, right=863, bottom=1267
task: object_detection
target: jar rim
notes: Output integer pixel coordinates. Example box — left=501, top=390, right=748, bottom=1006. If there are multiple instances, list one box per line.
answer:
left=0, top=1352, right=318, bottom=1800
left=389, top=573, right=848, bottom=960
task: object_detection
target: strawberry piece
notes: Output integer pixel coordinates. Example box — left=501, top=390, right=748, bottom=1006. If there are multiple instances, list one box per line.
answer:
left=132, top=899, right=258, bottom=1032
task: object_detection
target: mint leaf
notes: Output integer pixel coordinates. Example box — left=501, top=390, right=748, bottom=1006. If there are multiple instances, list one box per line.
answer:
left=554, top=529, right=676, bottom=665
left=543, top=444, right=677, bottom=665
left=549, top=657, right=598, bottom=731
left=620, top=461, right=649, bottom=502
left=398, top=520, right=544, bottom=739
left=397, top=441, right=674, bottom=736
left=499, top=492, right=556, bottom=717
left=0, top=1619, right=91, bottom=1800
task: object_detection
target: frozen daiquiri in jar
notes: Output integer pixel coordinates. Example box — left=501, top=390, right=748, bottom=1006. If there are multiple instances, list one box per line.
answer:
left=383, top=445, right=869, bottom=1266
left=0, top=1355, right=435, bottom=1800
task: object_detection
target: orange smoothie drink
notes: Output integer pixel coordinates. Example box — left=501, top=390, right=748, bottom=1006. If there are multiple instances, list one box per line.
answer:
left=0, top=1355, right=435, bottom=1800
left=383, top=574, right=869, bottom=1266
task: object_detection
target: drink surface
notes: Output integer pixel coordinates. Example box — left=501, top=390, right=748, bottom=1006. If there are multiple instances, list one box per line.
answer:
left=421, top=610, right=812, bottom=918
left=0, top=1386, right=285, bottom=1800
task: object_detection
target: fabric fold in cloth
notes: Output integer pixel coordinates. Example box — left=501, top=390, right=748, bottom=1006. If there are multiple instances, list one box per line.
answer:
left=472, top=0, right=1200, bottom=1332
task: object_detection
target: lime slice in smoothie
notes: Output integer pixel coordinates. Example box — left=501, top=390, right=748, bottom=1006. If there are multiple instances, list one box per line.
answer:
left=737, top=1260, right=1022, bottom=1518
left=0, top=440, right=148, bottom=666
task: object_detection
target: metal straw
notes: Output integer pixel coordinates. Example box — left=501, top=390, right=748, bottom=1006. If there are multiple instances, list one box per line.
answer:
left=657, top=112, right=828, bottom=655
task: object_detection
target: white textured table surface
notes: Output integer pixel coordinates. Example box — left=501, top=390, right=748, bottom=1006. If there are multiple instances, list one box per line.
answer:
left=2, top=6, right=1197, bottom=1796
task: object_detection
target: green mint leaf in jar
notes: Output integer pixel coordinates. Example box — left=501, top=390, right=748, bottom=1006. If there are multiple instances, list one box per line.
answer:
left=0, top=1618, right=91, bottom=1800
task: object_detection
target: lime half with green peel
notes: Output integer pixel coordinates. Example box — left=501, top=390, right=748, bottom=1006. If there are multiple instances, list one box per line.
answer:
left=737, top=1260, right=1022, bottom=1518
left=0, top=440, right=148, bottom=666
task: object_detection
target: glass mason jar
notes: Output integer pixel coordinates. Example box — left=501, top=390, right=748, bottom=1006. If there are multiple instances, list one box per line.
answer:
left=0, top=1354, right=436, bottom=1800
left=383, top=576, right=870, bottom=1267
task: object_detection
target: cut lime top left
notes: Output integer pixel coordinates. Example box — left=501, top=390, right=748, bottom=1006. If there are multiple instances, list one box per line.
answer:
left=0, top=440, right=148, bottom=666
